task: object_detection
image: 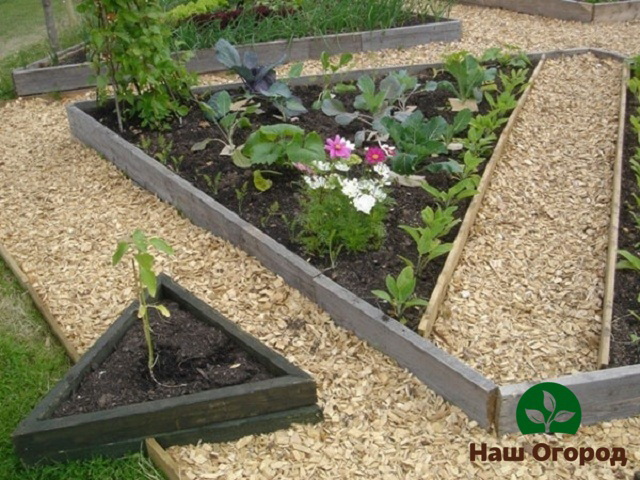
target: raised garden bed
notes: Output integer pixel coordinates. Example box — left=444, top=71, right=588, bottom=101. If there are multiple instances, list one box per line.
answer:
left=11, top=18, right=461, bottom=96
left=460, top=0, right=640, bottom=23
left=65, top=47, right=640, bottom=433
left=599, top=61, right=640, bottom=371
left=12, top=275, right=321, bottom=466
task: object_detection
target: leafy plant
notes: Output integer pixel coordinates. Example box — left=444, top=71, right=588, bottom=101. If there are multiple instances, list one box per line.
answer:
left=312, top=52, right=354, bottom=109
left=215, top=38, right=283, bottom=93
left=215, top=38, right=306, bottom=120
left=372, top=266, right=429, bottom=324
left=421, top=177, right=479, bottom=208
left=235, top=181, right=249, bottom=215
left=484, top=90, right=518, bottom=117
left=260, top=201, right=281, bottom=228
left=617, top=250, right=640, bottom=272
left=440, top=52, right=497, bottom=103
left=112, top=230, right=174, bottom=379
left=298, top=187, right=388, bottom=256
left=197, top=91, right=255, bottom=155
left=200, top=172, right=223, bottom=195
left=239, top=124, right=324, bottom=168
left=481, top=46, right=531, bottom=69
left=165, top=0, right=228, bottom=22
left=78, top=0, right=196, bottom=131
left=321, top=72, right=407, bottom=130
left=399, top=206, right=460, bottom=275
left=382, top=111, right=453, bottom=175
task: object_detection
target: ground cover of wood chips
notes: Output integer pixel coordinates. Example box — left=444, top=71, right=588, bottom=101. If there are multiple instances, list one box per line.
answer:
left=1, top=4, right=640, bottom=479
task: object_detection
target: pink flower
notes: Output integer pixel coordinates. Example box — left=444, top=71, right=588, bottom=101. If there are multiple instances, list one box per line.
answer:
left=324, top=135, right=354, bottom=159
left=364, top=147, right=387, bottom=165
left=293, top=162, right=314, bottom=174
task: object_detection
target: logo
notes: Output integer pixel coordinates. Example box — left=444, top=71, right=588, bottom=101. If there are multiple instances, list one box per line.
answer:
left=469, top=381, right=628, bottom=467
left=516, top=382, right=581, bottom=435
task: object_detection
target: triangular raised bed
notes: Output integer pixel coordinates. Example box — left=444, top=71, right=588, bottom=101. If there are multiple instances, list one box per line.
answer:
left=13, top=275, right=321, bottom=466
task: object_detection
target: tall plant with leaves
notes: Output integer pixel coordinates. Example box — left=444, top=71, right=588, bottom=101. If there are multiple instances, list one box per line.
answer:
left=78, top=0, right=196, bottom=132
left=112, top=230, right=174, bottom=380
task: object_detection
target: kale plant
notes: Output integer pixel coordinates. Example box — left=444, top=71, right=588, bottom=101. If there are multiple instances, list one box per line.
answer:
left=215, top=38, right=306, bottom=120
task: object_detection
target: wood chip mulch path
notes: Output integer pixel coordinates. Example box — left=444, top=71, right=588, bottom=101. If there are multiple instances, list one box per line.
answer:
left=0, top=4, right=639, bottom=479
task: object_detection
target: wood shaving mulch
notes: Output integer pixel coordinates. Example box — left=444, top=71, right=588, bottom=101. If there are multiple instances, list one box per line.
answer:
left=0, top=4, right=639, bottom=479
left=434, top=54, right=621, bottom=383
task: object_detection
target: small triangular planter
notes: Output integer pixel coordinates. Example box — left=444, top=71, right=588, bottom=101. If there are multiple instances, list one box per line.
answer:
left=13, top=275, right=321, bottom=466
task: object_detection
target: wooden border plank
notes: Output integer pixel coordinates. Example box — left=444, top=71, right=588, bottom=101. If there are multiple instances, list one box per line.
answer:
left=145, top=439, right=182, bottom=480
left=459, top=0, right=594, bottom=22
left=598, top=65, right=630, bottom=368
left=0, top=242, right=80, bottom=363
left=593, top=0, right=640, bottom=21
left=13, top=20, right=461, bottom=96
left=418, top=56, right=547, bottom=337
left=496, top=365, right=640, bottom=434
left=312, top=274, right=498, bottom=427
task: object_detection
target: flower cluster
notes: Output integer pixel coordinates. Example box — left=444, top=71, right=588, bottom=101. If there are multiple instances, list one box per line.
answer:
left=301, top=135, right=393, bottom=214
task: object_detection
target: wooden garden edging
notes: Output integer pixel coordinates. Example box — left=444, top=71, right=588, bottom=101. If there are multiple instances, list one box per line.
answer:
left=0, top=244, right=181, bottom=477
left=11, top=19, right=461, bottom=96
left=460, top=0, right=640, bottom=22
left=65, top=48, right=640, bottom=433
left=12, top=275, right=321, bottom=466
left=598, top=65, right=629, bottom=369
left=418, top=57, right=546, bottom=337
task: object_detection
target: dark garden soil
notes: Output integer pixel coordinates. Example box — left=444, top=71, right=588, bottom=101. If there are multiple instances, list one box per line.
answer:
left=609, top=91, right=640, bottom=368
left=52, top=301, right=274, bottom=417
left=93, top=65, right=531, bottom=331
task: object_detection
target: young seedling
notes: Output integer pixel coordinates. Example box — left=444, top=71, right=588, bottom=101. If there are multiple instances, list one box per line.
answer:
left=439, top=52, right=496, bottom=109
left=399, top=206, right=460, bottom=275
left=372, top=266, right=429, bottom=324
left=112, top=230, right=174, bottom=382
left=235, top=180, right=249, bottom=215
left=312, top=51, right=354, bottom=109
left=421, top=177, right=478, bottom=208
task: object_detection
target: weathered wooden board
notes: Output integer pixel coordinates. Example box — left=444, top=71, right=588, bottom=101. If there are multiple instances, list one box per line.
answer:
left=598, top=65, right=629, bottom=369
left=462, top=0, right=640, bottom=22
left=459, top=0, right=594, bottom=22
left=13, top=276, right=319, bottom=466
left=592, top=0, right=640, bottom=21
left=313, top=274, right=498, bottom=427
left=496, top=365, right=640, bottom=434
left=418, top=56, right=546, bottom=337
left=13, top=19, right=461, bottom=96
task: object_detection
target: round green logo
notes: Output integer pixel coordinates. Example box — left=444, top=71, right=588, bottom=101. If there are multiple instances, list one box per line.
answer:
left=516, top=382, right=581, bottom=435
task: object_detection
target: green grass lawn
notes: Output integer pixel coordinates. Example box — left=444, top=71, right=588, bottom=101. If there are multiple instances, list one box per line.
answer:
left=0, top=0, right=76, bottom=57
left=0, top=0, right=85, bottom=101
left=0, top=259, right=163, bottom=479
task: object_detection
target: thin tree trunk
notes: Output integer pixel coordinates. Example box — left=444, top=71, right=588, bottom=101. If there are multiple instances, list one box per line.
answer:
left=41, top=0, right=60, bottom=59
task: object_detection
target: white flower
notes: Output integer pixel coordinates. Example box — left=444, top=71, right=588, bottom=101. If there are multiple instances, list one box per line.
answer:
left=303, top=176, right=327, bottom=189
left=373, top=162, right=392, bottom=182
left=312, top=160, right=332, bottom=172
left=353, top=194, right=376, bottom=214
left=340, top=178, right=360, bottom=198
left=333, top=161, right=350, bottom=172
left=370, top=185, right=387, bottom=202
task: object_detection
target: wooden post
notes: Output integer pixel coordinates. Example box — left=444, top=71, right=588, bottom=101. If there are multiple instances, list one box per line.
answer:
left=598, top=64, right=630, bottom=368
left=41, top=0, right=60, bottom=57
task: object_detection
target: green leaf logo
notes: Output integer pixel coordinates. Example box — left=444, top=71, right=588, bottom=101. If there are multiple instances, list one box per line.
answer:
left=516, top=382, right=581, bottom=435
